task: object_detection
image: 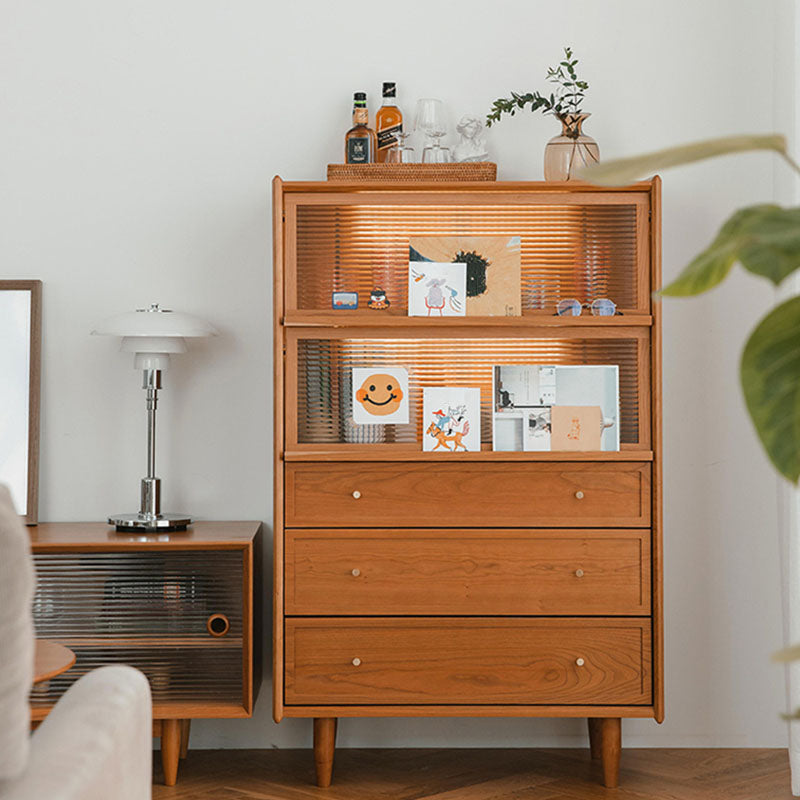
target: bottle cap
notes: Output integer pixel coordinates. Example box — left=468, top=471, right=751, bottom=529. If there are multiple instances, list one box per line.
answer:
left=353, top=92, right=367, bottom=106
left=382, top=82, right=396, bottom=97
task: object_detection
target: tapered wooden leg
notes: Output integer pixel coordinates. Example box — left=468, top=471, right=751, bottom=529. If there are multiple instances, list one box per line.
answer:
left=599, top=717, right=622, bottom=788
left=179, top=719, right=191, bottom=759
left=313, top=717, right=337, bottom=788
left=161, top=719, right=181, bottom=786
left=587, top=717, right=602, bottom=759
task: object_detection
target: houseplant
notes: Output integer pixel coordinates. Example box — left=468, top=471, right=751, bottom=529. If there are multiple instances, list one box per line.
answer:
left=487, top=47, right=599, bottom=180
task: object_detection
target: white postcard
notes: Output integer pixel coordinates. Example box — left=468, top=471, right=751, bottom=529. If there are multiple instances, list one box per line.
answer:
left=352, top=367, right=409, bottom=425
left=422, top=387, right=481, bottom=452
left=408, top=262, right=466, bottom=317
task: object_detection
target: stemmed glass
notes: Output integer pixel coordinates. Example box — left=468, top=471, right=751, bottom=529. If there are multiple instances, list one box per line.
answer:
left=386, top=131, right=416, bottom=163
left=414, top=99, right=450, bottom=163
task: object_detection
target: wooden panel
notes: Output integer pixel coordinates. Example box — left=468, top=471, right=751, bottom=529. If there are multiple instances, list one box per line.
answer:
left=29, top=521, right=261, bottom=551
left=285, top=618, right=651, bottom=705
left=285, top=462, right=651, bottom=528
left=285, top=529, right=650, bottom=616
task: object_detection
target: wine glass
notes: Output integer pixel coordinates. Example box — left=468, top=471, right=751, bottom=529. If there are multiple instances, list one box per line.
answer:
left=386, top=131, right=416, bottom=163
left=414, top=99, right=450, bottom=163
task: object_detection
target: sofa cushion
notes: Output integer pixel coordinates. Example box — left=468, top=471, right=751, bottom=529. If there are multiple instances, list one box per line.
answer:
left=0, top=485, right=34, bottom=781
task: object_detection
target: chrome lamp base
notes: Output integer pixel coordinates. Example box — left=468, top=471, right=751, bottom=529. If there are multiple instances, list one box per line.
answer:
left=109, top=511, right=191, bottom=532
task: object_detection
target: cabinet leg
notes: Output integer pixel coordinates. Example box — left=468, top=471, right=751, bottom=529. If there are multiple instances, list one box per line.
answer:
left=313, top=717, right=337, bottom=788
left=161, top=719, right=181, bottom=786
left=587, top=717, right=602, bottom=760
left=179, top=719, right=191, bottom=759
left=599, top=717, right=622, bottom=788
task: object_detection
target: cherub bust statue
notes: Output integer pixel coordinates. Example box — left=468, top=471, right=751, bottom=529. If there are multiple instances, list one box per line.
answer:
left=453, top=115, right=489, bottom=162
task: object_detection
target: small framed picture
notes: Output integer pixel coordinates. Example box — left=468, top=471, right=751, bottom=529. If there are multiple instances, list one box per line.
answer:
left=352, top=367, right=409, bottom=425
left=423, top=387, right=481, bottom=452
left=408, top=263, right=466, bottom=317
left=332, top=291, right=358, bottom=310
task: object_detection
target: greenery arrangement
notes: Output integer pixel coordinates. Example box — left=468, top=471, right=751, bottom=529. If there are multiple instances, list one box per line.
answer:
left=486, top=47, right=589, bottom=129
left=580, top=134, right=800, bottom=484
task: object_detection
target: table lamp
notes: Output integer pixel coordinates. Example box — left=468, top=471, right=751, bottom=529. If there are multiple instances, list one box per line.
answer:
left=91, top=303, right=217, bottom=531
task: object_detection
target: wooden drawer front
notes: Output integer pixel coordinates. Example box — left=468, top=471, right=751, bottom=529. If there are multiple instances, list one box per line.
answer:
left=285, top=462, right=651, bottom=528
left=285, top=529, right=650, bottom=616
left=285, top=618, right=651, bottom=705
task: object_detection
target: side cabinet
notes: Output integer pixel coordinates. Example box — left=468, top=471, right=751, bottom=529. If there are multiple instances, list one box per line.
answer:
left=273, top=178, right=663, bottom=789
left=29, top=521, right=262, bottom=786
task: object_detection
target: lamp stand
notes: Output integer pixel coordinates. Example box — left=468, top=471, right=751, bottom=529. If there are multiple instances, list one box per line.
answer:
left=109, top=367, right=191, bottom=532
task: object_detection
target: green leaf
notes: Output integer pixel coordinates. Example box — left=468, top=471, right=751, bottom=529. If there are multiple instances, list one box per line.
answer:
left=740, top=295, right=800, bottom=483
left=773, top=642, right=800, bottom=663
left=660, top=204, right=800, bottom=296
left=577, top=134, right=788, bottom=185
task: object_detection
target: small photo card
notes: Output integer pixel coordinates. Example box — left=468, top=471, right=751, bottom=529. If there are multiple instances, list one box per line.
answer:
left=550, top=406, right=603, bottom=451
left=332, top=291, right=358, bottom=310
left=352, top=367, right=409, bottom=425
left=423, top=387, right=481, bottom=452
left=408, top=262, right=466, bottom=317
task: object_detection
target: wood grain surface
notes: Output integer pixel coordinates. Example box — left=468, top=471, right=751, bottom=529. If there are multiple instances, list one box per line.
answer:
left=285, top=529, right=650, bottom=616
left=285, top=462, right=651, bottom=528
left=285, top=618, right=651, bottom=706
left=152, top=747, right=793, bottom=800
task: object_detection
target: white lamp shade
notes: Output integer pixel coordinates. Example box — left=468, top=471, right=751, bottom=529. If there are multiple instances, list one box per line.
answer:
left=91, top=304, right=217, bottom=370
left=91, top=306, right=218, bottom=338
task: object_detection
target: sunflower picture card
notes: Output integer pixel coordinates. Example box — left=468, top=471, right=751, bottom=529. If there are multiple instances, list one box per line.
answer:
left=409, top=235, right=521, bottom=316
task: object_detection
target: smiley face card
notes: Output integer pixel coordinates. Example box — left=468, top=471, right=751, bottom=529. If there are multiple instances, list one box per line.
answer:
left=352, top=367, right=409, bottom=425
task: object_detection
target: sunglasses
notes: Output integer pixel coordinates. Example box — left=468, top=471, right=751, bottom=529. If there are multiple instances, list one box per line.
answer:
left=555, top=298, right=621, bottom=317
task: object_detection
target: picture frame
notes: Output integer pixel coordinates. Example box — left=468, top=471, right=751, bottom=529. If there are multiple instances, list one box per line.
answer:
left=0, top=280, right=42, bottom=525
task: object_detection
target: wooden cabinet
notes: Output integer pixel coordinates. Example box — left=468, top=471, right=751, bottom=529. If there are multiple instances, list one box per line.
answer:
left=28, top=521, right=262, bottom=786
left=273, top=178, right=663, bottom=790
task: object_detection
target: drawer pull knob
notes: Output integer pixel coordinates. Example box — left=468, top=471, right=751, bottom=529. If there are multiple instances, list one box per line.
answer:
left=352, top=657, right=362, bottom=666
left=352, top=490, right=361, bottom=499
left=575, top=490, right=585, bottom=500
left=575, top=568, right=585, bottom=578
left=576, top=657, right=585, bottom=667
left=351, top=568, right=361, bottom=577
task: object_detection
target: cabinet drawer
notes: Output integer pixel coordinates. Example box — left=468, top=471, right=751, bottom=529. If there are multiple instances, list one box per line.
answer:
left=285, top=462, right=651, bottom=528
left=285, top=529, right=650, bottom=616
left=285, top=618, right=651, bottom=705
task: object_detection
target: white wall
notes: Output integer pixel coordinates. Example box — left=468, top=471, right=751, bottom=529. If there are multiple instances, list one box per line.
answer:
left=0, top=0, right=792, bottom=748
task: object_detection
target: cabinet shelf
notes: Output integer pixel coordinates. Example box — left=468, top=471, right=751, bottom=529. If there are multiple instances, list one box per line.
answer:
left=284, top=445, right=653, bottom=462
left=284, top=310, right=653, bottom=329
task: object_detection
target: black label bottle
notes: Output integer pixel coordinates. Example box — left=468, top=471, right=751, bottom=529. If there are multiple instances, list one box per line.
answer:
left=345, top=92, right=377, bottom=164
left=376, top=82, right=402, bottom=163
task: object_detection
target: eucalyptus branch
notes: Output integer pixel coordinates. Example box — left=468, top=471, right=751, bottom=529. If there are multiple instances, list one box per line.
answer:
left=487, top=47, right=590, bottom=128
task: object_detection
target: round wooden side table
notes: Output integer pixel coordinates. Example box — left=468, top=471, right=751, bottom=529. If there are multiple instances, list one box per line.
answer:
left=33, top=640, right=75, bottom=684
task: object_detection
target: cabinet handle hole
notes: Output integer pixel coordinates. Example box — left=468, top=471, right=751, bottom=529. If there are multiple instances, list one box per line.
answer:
left=207, top=613, right=230, bottom=637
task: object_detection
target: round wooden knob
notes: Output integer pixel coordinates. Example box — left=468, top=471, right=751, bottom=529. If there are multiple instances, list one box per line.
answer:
left=352, top=490, right=361, bottom=499
left=576, top=657, right=585, bottom=667
left=575, top=491, right=585, bottom=500
left=352, top=657, right=362, bottom=666
left=575, top=569, right=585, bottom=578
left=206, top=613, right=230, bottom=638
left=351, top=568, right=361, bottom=577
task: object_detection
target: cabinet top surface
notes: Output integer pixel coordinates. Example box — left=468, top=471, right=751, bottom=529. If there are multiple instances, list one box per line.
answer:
left=276, top=177, right=658, bottom=194
left=29, top=521, right=262, bottom=551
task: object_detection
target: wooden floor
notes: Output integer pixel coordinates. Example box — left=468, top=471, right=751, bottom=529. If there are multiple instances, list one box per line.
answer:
left=152, top=748, right=792, bottom=799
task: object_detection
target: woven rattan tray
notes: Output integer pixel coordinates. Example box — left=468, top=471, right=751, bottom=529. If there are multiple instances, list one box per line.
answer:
left=327, top=162, right=497, bottom=182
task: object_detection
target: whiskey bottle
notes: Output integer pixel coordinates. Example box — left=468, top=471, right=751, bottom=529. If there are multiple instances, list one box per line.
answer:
left=375, top=82, right=403, bottom=163
left=345, top=92, right=377, bottom=164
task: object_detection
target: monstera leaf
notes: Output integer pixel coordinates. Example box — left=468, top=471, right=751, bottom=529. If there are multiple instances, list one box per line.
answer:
left=578, top=133, right=789, bottom=186
left=661, top=205, right=800, bottom=296
left=741, top=296, right=800, bottom=483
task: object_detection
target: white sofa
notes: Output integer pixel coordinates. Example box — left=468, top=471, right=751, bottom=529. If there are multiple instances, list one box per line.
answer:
left=0, top=485, right=153, bottom=800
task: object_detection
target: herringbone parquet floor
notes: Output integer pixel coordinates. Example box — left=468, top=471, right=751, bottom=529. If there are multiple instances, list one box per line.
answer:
left=152, top=748, right=792, bottom=799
